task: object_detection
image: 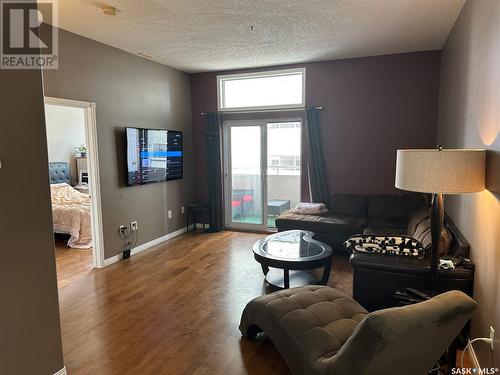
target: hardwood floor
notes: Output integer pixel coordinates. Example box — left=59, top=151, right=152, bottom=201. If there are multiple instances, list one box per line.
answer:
left=55, top=237, right=93, bottom=288
left=55, top=231, right=353, bottom=375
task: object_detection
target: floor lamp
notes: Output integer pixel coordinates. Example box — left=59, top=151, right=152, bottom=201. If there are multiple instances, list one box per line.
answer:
left=395, top=147, right=485, bottom=292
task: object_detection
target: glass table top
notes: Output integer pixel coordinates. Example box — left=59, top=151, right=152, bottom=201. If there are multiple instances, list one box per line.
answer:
left=253, top=230, right=331, bottom=261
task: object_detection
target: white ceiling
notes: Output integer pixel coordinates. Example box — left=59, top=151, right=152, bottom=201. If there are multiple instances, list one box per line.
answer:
left=52, top=0, right=465, bottom=73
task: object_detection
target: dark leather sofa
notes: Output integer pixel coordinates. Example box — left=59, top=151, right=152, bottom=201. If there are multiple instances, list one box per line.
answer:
left=275, top=193, right=474, bottom=312
left=275, top=193, right=429, bottom=252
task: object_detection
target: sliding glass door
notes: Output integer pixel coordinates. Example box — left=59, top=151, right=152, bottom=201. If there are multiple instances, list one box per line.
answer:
left=224, top=120, right=301, bottom=230
left=224, top=123, right=265, bottom=230
left=266, top=121, right=301, bottom=227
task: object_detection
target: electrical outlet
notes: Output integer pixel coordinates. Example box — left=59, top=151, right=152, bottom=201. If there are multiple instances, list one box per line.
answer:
left=181, top=206, right=185, bottom=214
left=130, top=221, right=138, bottom=231
left=490, top=326, right=495, bottom=351
left=119, top=225, right=127, bottom=235
left=168, top=210, right=172, bottom=219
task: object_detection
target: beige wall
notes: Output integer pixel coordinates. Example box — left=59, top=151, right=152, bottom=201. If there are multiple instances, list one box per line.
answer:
left=42, top=28, right=194, bottom=259
left=0, top=62, right=64, bottom=373
left=45, top=104, right=86, bottom=182
left=437, top=0, right=500, bottom=366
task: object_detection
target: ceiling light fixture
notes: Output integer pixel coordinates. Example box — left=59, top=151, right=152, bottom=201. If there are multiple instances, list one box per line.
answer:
left=102, top=5, right=121, bottom=16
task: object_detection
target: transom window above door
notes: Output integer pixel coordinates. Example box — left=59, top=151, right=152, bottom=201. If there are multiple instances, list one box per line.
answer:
left=217, top=68, right=305, bottom=111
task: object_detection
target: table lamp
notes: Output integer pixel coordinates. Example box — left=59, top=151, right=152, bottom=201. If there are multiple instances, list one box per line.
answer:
left=395, top=147, right=485, bottom=292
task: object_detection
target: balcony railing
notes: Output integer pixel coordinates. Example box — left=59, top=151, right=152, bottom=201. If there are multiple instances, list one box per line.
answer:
left=231, top=173, right=300, bottom=227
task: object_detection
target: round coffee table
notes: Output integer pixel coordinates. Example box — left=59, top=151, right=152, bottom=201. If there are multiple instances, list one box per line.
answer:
left=252, top=230, right=333, bottom=289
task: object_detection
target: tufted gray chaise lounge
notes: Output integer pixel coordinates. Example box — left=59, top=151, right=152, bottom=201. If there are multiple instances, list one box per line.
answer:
left=239, top=286, right=476, bottom=375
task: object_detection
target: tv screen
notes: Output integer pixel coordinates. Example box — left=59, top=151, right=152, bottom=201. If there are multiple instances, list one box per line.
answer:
left=126, top=127, right=183, bottom=186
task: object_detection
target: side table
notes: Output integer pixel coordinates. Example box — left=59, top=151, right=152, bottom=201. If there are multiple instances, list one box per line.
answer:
left=187, top=203, right=209, bottom=232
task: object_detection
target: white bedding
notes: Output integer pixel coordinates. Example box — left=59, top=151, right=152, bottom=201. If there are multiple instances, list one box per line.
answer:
left=50, top=183, right=92, bottom=249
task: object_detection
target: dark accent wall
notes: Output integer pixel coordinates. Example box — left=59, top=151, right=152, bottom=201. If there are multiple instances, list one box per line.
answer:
left=0, top=59, right=64, bottom=373
left=42, top=28, right=194, bottom=259
left=191, top=51, right=441, bottom=202
left=437, top=0, right=500, bottom=366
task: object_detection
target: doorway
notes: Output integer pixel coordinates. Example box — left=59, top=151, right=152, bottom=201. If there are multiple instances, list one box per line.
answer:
left=44, top=97, right=104, bottom=273
left=223, top=119, right=301, bottom=230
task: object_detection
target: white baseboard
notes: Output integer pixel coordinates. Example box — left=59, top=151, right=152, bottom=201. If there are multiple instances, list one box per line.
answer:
left=53, top=367, right=67, bottom=375
left=103, top=225, right=194, bottom=266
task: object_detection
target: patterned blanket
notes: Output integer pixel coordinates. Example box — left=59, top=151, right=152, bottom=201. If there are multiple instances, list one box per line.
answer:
left=344, top=235, right=424, bottom=258
left=51, top=183, right=92, bottom=249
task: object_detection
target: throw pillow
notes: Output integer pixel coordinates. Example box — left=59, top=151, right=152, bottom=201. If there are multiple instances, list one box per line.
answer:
left=413, top=219, right=452, bottom=257
left=407, top=206, right=431, bottom=235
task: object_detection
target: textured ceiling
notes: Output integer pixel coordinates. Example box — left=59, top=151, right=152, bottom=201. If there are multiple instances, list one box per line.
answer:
left=52, top=0, right=465, bottom=73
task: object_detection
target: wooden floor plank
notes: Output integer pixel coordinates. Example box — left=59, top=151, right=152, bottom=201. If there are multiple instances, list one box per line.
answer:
left=55, top=231, right=353, bottom=375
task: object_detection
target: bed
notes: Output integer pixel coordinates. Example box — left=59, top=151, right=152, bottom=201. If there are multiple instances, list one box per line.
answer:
left=49, top=162, right=92, bottom=249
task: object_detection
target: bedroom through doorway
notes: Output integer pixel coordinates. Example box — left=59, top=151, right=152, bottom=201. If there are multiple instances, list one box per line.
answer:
left=44, top=97, right=104, bottom=286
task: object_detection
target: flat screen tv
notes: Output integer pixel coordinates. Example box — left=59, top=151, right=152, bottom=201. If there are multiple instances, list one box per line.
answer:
left=126, top=127, right=183, bottom=186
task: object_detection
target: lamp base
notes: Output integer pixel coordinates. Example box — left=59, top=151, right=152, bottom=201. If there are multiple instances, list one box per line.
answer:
left=429, top=193, right=444, bottom=293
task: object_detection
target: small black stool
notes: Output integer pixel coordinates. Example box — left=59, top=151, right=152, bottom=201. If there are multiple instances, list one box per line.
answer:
left=187, top=203, right=209, bottom=232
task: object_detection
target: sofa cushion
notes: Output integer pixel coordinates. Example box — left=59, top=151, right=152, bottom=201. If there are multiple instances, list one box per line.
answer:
left=368, top=193, right=428, bottom=220
left=329, top=194, right=369, bottom=217
left=368, top=218, right=407, bottom=230
left=363, top=227, right=407, bottom=236
left=362, top=217, right=407, bottom=235
left=275, top=212, right=367, bottom=235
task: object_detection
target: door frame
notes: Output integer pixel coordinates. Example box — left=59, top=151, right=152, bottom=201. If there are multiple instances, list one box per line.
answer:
left=44, top=96, right=105, bottom=268
left=223, top=118, right=302, bottom=231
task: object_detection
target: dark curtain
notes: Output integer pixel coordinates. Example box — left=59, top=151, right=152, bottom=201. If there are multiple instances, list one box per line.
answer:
left=305, top=107, right=330, bottom=204
left=204, top=112, right=224, bottom=232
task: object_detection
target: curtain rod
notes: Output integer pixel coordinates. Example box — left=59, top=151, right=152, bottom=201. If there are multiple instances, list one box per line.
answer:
left=201, top=106, right=323, bottom=116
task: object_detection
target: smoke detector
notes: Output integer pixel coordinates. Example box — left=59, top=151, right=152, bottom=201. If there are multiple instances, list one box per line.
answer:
left=102, top=5, right=121, bottom=16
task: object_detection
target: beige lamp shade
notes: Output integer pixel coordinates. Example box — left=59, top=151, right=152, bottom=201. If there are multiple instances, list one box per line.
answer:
left=395, top=149, right=486, bottom=194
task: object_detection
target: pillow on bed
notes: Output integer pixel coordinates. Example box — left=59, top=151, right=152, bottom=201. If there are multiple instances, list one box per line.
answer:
left=344, top=234, right=424, bottom=258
